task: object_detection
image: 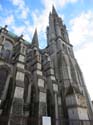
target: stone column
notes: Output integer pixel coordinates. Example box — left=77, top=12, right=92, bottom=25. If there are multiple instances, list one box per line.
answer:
left=26, top=82, right=32, bottom=104
left=8, top=42, right=26, bottom=125
left=1, top=74, right=11, bottom=101
left=38, top=90, right=47, bottom=125
left=30, top=49, right=47, bottom=125
left=24, top=80, right=31, bottom=125
left=53, top=84, right=59, bottom=125
left=33, top=66, right=47, bottom=125
left=58, top=96, right=63, bottom=125
left=43, top=53, right=59, bottom=125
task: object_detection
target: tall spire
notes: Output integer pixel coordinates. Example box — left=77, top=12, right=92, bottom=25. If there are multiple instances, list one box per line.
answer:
left=52, top=5, right=58, bottom=16
left=32, top=29, right=39, bottom=48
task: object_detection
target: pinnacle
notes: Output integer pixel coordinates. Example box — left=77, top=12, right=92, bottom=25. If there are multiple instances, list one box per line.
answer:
left=32, top=28, right=39, bottom=48
left=52, top=5, right=58, bottom=16
left=49, top=12, right=52, bottom=17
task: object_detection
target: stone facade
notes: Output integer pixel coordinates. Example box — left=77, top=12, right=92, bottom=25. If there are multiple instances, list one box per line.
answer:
left=0, top=6, right=93, bottom=125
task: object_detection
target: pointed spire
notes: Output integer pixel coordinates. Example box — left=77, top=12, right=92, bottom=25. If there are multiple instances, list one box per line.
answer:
left=32, top=29, right=39, bottom=48
left=49, top=12, right=52, bottom=17
left=52, top=5, right=58, bottom=16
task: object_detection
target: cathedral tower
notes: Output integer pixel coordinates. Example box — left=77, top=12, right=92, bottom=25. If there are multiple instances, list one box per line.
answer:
left=47, top=6, right=93, bottom=121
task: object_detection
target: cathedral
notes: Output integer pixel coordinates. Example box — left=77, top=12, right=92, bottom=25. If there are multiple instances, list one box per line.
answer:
left=0, top=6, right=93, bottom=125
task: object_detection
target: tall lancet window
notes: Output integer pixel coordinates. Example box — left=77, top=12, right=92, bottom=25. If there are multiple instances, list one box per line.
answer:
left=24, top=75, right=29, bottom=103
left=2, top=40, right=13, bottom=59
left=0, top=68, right=8, bottom=98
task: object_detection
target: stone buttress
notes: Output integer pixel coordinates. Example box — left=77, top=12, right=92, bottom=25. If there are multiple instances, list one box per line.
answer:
left=8, top=35, right=26, bottom=125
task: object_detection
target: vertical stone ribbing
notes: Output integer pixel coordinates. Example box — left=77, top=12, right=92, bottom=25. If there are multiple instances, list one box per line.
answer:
left=32, top=49, right=47, bottom=125
left=8, top=38, right=26, bottom=125
left=27, top=40, right=47, bottom=125
left=43, top=53, right=59, bottom=125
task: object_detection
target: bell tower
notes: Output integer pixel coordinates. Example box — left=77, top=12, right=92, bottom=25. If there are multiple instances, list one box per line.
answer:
left=47, top=6, right=93, bottom=121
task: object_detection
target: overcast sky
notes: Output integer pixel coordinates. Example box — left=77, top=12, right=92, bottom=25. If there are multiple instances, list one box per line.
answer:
left=0, top=0, right=93, bottom=100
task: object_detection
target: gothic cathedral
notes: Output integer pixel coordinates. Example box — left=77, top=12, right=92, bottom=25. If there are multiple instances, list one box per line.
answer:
left=0, top=6, right=93, bottom=125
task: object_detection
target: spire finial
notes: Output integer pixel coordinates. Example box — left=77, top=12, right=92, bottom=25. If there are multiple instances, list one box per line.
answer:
left=52, top=5, right=58, bottom=16
left=32, top=28, right=39, bottom=48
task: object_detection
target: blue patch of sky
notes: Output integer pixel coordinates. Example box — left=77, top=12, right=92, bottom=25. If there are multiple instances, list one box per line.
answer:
left=82, top=0, right=93, bottom=11
left=0, top=0, right=15, bottom=25
left=0, top=0, right=10, bottom=9
left=57, top=0, right=93, bottom=31
left=0, top=0, right=31, bottom=27
left=24, top=0, right=45, bottom=27
left=0, top=0, right=14, bottom=14
left=25, top=0, right=44, bottom=12
left=58, top=1, right=83, bottom=24
left=39, top=32, right=47, bottom=49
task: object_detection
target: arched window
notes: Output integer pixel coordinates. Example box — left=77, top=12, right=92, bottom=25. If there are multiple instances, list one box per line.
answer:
left=24, top=75, right=29, bottom=103
left=62, top=44, right=68, bottom=54
left=3, top=40, right=13, bottom=50
left=69, top=58, right=78, bottom=86
left=2, top=40, right=13, bottom=59
left=0, top=68, right=8, bottom=98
